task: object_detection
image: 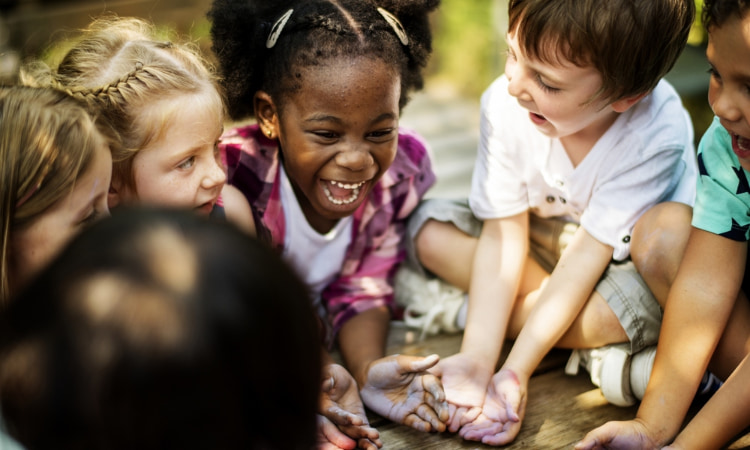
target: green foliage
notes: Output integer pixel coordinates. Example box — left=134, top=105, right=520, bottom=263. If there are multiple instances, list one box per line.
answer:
left=427, top=0, right=505, bottom=99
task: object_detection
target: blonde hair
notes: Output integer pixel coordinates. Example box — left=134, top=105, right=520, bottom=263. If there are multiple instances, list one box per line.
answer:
left=0, top=86, right=111, bottom=304
left=21, top=16, right=225, bottom=191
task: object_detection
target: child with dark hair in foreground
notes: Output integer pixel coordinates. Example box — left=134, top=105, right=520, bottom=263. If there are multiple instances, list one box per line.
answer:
left=0, top=208, right=321, bottom=450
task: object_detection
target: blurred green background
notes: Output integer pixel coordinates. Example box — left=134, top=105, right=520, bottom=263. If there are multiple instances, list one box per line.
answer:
left=0, top=0, right=713, bottom=140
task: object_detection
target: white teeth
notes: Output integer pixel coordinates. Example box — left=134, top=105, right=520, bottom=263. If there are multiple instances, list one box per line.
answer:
left=738, top=134, right=750, bottom=152
left=323, top=184, right=360, bottom=205
left=330, top=180, right=365, bottom=189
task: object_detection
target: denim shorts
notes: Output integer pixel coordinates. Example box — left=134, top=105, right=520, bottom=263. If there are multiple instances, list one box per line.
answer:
left=405, top=198, right=662, bottom=354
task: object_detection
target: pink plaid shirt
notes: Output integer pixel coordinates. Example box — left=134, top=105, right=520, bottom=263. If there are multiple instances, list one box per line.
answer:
left=221, top=124, right=435, bottom=339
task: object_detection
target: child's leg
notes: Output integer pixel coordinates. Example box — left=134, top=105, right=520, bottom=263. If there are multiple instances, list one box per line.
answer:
left=415, top=219, right=476, bottom=291
left=629, top=201, right=693, bottom=305
left=410, top=198, right=482, bottom=291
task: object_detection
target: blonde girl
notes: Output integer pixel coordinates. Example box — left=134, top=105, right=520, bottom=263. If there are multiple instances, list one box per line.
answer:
left=21, top=17, right=254, bottom=233
left=0, top=85, right=113, bottom=304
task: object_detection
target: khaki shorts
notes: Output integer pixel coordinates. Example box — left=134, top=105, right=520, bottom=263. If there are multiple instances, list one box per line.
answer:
left=405, top=198, right=661, bottom=354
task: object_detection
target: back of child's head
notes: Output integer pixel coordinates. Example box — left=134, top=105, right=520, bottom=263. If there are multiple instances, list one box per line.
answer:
left=0, top=85, right=111, bottom=304
left=703, top=0, right=750, bottom=29
left=21, top=16, right=223, bottom=192
left=209, top=0, right=439, bottom=121
left=0, top=207, right=321, bottom=450
left=508, top=0, right=695, bottom=102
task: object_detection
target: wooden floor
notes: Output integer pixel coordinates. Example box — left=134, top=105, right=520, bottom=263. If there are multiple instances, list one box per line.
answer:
left=357, top=323, right=750, bottom=449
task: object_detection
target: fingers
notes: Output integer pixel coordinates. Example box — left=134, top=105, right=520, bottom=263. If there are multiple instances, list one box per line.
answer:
left=317, top=415, right=357, bottom=450
left=357, top=437, right=384, bottom=450
left=421, top=373, right=449, bottom=422
left=323, top=405, right=365, bottom=427
left=409, top=353, right=440, bottom=372
left=402, top=411, right=435, bottom=433
left=447, top=404, right=482, bottom=433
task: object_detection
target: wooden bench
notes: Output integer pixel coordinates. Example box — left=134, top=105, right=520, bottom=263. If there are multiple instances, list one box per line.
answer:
left=353, top=323, right=750, bottom=449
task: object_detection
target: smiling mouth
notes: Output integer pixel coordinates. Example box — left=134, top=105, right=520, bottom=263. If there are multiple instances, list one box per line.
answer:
left=323, top=180, right=365, bottom=205
left=732, top=132, right=750, bottom=159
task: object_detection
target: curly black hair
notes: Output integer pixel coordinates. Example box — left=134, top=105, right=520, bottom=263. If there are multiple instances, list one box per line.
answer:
left=208, top=0, right=439, bottom=120
left=703, top=0, right=750, bottom=29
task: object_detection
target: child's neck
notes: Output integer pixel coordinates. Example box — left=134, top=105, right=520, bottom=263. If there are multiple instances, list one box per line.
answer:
left=559, top=110, right=620, bottom=167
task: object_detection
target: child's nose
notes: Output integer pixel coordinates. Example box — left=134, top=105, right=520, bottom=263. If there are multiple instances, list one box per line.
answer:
left=335, top=143, right=375, bottom=172
left=202, top=158, right=227, bottom=189
left=712, top=88, right=742, bottom=124
left=506, top=67, right=531, bottom=102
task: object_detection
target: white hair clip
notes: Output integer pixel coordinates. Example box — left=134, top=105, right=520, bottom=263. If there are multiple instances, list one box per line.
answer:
left=377, top=7, right=408, bottom=46
left=266, top=8, right=294, bottom=49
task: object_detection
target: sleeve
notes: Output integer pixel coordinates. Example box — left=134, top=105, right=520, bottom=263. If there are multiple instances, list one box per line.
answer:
left=469, top=77, right=530, bottom=219
left=322, top=133, right=436, bottom=337
left=581, top=144, right=689, bottom=260
left=692, top=120, right=750, bottom=241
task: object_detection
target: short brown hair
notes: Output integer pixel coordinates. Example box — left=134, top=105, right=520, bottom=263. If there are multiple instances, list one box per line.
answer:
left=508, top=0, right=695, bottom=102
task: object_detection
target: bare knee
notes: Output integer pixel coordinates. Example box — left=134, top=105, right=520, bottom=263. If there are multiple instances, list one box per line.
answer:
left=630, top=202, right=692, bottom=304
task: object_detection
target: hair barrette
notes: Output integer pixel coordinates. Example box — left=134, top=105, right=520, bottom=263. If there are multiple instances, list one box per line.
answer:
left=266, top=9, right=294, bottom=49
left=377, top=7, right=408, bottom=46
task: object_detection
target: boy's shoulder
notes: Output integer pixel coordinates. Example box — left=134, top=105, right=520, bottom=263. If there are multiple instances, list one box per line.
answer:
left=607, top=79, right=692, bottom=151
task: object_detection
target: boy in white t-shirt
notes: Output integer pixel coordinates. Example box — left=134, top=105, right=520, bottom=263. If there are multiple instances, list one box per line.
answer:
left=399, top=0, right=697, bottom=445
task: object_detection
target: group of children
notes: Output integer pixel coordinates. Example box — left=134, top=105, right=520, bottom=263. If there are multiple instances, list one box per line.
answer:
left=0, top=0, right=750, bottom=448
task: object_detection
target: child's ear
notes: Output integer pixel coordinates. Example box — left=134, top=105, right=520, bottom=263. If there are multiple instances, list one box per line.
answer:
left=108, top=176, right=123, bottom=209
left=254, top=91, right=279, bottom=139
left=611, top=92, right=648, bottom=113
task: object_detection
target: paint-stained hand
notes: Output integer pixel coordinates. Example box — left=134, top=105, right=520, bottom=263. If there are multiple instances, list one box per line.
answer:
left=359, top=354, right=449, bottom=433
left=318, top=364, right=382, bottom=450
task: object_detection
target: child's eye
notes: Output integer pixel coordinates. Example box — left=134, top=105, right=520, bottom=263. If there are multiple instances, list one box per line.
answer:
left=313, top=131, right=338, bottom=140
left=368, top=128, right=396, bottom=140
left=535, top=74, right=559, bottom=93
left=707, top=67, right=721, bottom=81
left=178, top=156, right=196, bottom=169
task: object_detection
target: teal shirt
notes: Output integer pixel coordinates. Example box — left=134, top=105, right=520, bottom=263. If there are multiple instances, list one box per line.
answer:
left=693, top=117, right=750, bottom=241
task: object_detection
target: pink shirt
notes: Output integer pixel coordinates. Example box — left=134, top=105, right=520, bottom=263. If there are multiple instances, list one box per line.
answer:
left=221, top=124, right=435, bottom=339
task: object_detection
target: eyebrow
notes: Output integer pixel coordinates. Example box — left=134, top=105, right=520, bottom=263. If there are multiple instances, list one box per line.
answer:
left=304, top=112, right=398, bottom=125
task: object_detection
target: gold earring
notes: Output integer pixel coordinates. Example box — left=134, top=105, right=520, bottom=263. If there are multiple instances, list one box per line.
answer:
left=266, top=129, right=273, bottom=138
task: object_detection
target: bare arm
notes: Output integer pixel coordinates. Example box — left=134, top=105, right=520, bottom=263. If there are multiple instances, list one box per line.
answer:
left=637, top=228, right=745, bottom=445
left=221, top=184, right=256, bottom=236
left=668, top=353, right=750, bottom=449
left=337, top=306, right=390, bottom=387
left=461, top=212, right=530, bottom=369
left=502, top=226, right=613, bottom=379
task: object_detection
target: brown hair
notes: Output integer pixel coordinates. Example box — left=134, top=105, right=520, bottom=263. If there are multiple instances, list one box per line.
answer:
left=508, top=0, right=695, bottom=102
left=21, top=16, right=224, bottom=192
left=0, top=86, right=111, bottom=304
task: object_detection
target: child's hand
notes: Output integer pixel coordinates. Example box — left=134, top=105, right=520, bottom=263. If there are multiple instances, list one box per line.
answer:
left=459, top=368, right=526, bottom=446
left=319, top=364, right=382, bottom=449
left=431, top=352, right=493, bottom=432
left=574, top=420, right=659, bottom=450
left=359, top=353, right=449, bottom=432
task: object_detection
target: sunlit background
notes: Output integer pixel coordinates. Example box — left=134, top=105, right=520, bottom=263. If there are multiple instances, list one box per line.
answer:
left=0, top=0, right=714, bottom=197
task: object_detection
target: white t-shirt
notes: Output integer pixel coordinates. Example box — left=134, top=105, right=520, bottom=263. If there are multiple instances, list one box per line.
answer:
left=279, top=165, right=353, bottom=299
left=470, top=76, right=697, bottom=260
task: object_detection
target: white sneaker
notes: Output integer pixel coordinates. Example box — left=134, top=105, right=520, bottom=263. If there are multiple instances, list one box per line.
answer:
left=565, top=343, right=637, bottom=407
left=393, top=264, right=466, bottom=340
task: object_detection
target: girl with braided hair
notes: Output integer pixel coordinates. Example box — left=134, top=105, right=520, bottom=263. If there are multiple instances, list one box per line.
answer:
left=0, top=85, right=113, bottom=306
left=21, top=16, right=254, bottom=234
left=208, top=0, right=445, bottom=447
